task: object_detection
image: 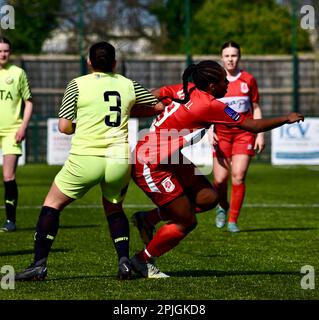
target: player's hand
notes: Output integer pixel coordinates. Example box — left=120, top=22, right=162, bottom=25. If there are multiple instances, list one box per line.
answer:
left=287, top=112, right=304, bottom=123
left=254, top=133, right=265, bottom=154
left=208, top=128, right=218, bottom=146
left=15, top=127, right=26, bottom=143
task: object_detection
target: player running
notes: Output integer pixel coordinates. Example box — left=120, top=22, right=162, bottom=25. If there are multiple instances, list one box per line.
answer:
left=130, top=60, right=304, bottom=278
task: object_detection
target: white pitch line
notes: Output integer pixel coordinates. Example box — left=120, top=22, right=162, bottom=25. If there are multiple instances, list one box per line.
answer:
left=1, top=203, right=318, bottom=210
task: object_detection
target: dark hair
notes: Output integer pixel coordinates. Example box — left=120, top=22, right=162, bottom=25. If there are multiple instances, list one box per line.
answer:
left=220, top=41, right=241, bottom=57
left=89, top=41, right=115, bottom=73
left=160, top=60, right=225, bottom=104
left=0, top=37, right=12, bottom=49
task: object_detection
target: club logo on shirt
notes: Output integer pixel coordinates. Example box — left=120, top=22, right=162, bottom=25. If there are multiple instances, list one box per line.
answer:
left=224, top=106, right=241, bottom=121
left=5, top=76, right=13, bottom=84
left=161, top=177, right=175, bottom=193
left=240, top=82, right=249, bottom=93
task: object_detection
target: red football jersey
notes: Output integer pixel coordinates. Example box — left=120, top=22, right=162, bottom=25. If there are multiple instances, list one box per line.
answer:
left=135, top=83, right=246, bottom=165
left=215, top=70, right=259, bottom=135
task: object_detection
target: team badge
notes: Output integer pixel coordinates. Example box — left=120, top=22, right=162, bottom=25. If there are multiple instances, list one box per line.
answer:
left=161, top=177, right=175, bottom=193
left=5, top=76, right=13, bottom=84
left=247, top=144, right=253, bottom=150
left=240, top=82, right=249, bottom=93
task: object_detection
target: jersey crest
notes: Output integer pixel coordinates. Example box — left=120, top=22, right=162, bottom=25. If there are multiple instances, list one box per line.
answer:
left=240, top=82, right=249, bottom=94
left=161, top=177, right=175, bottom=193
left=5, top=76, right=13, bottom=84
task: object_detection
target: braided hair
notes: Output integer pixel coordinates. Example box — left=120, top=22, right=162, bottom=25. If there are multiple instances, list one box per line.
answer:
left=160, top=60, right=225, bottom=104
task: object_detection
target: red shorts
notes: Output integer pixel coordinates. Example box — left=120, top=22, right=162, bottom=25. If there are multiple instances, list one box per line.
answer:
left=132, top=158, right=212, bottom=207
left=213, top=130, right=256, bottom=158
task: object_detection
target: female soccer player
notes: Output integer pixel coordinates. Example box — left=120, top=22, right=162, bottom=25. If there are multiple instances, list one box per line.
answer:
left=15, top=41, right=162, bottom=281
left=130, top=60, right=303, bottom=278
left=211, top=41, right=264, bottom=233
left=0, top=37, right=33, bottom=232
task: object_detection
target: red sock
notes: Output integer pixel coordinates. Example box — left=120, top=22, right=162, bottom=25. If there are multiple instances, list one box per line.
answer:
left=229, top=183, right=245, bottom=223
left=213, top=181, right=228, bottom=209
left=141, top=223, right=186, bottom=260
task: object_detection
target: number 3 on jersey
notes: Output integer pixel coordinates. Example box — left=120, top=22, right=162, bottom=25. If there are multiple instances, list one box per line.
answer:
left=104, top=91, right=121, bottom=127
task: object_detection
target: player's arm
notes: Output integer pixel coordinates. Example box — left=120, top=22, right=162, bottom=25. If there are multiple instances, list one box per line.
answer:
left=238, top=112, right=304, bottom=133
left=130, top=102, right=165, bottom=117
left=58, top=79, right=78, bottom=135
left=252, top=102, right=265, bottom=153
left=15, top=99, right=33, bottom=143
left=15, top=70, right=33, bottom=142
left=130, top=81, right=164, bottom=117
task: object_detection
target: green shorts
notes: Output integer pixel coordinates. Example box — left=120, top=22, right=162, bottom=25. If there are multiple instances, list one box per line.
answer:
left=55, top=154, right=131, bottom=203
left=0, top=133, right=22, bottom=155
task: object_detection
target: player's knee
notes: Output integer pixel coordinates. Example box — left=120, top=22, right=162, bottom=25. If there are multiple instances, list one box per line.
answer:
left=232, top=173, right=245, bottom=185
left=196, top=189, right=219, bottom=211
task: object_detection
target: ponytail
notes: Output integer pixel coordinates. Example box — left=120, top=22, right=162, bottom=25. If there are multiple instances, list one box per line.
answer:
left=159, top=60, right=224, bottom=105
left=159, top=63, right=197, bottom=105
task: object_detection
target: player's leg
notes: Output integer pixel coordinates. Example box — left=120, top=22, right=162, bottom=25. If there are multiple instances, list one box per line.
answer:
left=228, top=154, right=250, bottom=232
left=177, top=160, right=219, bottom=212
left=212, top=133, right=232, bottom=228
left=131, top=194, right=196, bottom=279
left=101, top=155, right=132, bottom=280
left=15, top=154, right=99, bottom=281
left=227, top=132, right=255, bottom=232
left=1, top=154, right=19, bottom=232
left=130, top=161, right=167, bottom=245
left=213, top=156, right=231, bottom=228
left=0, top=133, right=22, bottom=232
left=131, top=162, right=198, bottom=278
left=15, top=182, right=74, bottom=281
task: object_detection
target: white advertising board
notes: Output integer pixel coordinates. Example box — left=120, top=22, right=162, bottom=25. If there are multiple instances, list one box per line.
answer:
left=271, top=118, right=319, bottom=165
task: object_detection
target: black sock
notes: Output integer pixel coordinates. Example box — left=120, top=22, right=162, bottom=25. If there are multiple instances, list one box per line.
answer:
left=34, top=206, right=60, bottom=263
left=4, top=180, right=18, bottom=223
left=107, top=211, right=129, bottom=262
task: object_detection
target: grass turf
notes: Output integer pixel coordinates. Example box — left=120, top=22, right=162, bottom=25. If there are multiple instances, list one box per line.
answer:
left=0, top=163, right=318, bottom=300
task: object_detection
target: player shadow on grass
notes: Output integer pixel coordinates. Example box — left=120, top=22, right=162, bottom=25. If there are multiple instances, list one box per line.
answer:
left=0, top=248, right=70, bottom=256
left=167, top=269, right=300, bottom=278
left=44, top=274, right=126, bottom=281
left=14, top=224, right=99, bottom=231
left=238, top=227, right=316, bottom=233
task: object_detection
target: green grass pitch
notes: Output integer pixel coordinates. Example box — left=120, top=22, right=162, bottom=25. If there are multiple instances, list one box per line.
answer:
left=0, top=163, right=318, bottom=300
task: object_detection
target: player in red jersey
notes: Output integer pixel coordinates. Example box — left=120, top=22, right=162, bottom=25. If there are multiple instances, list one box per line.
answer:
left=130, top=60, right=303, bottom=278
left=211, top=41, right=264, bottom=233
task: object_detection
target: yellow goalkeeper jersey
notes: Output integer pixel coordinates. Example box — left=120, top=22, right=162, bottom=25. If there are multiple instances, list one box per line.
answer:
left=58, top=72, right=157, bottom=157
left=0, top=64, right=32, bottom=133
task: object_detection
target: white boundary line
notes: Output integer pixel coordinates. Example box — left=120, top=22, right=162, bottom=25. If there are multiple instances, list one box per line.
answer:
left=2, top=203, right=319, bottom=210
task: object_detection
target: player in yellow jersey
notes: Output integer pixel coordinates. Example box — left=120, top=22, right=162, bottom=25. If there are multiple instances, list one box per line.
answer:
left=0, top=37, right=33, bottom=233
left=15, top=41, right=163, bottom=281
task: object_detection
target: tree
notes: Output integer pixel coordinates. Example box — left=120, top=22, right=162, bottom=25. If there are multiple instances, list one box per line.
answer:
left=1, top=0, right=62, bottom=54
left=151, top=0, right=312, bottom=55
left=148, top=0, right=205, bottom=54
